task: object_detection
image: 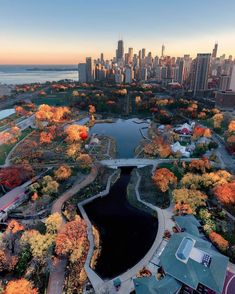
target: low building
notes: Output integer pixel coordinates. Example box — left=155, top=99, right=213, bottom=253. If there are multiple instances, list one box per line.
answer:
left=215, top=91, right=235, bottom=110
left=134, top=216, right=229, bottom=294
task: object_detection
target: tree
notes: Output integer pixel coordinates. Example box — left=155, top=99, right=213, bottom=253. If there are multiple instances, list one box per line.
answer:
left=209, top=231, right=229, bottom=251
left=41, top=176, right=59, bottom=195
left=152, top=168, right=177, bottom=192
left=76, top=154, right=92, bottom=170
left=54, top=165, right=72, bottom=181
left=213, top=181, right=235, bottom=205
left=89, top=105, right=96, bottom=121
left=39, top=131, right=54, bottom=144
left=4, top=278, right=38, bottom=294
left=228, top=120, right=235, bottom=133
left=0, top=249, right=18, bottom=272
left=212, top=113, right=223, bottom=129
left=201, top=170, right=232, bottom=189
left=173, top=188, right=207, bottom=214
left=35, top=104, right=70, bottom=123
left=65, top=125, right=89, bottom=143
left=20, top=230, right=54, bottom=262
left=55, top=216, right=88, bottom=263
left=45, top=213, right=63, bottom=234
left=144, top=136, right=172, bottom=158
left=0, top=167, right=22, bottom=189
left=6, top=220, right=24, bottom=234
left=180, top=173, right=202, bottom=189
left=66, top=143, right=81, bottom=159
left=189, top=158, right=211, bottom=173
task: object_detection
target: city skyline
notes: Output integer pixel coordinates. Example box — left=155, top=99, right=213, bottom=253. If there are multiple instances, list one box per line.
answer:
left=1, top=0, right=235, bottom=64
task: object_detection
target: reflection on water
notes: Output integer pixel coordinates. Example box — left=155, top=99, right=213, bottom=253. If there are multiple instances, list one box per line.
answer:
left=84, top=167, right=158, bottom=279
left=90, top=118, right=149, bottom=158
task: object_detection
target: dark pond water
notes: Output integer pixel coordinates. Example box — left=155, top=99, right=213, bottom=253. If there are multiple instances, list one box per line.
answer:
left=84, top=167, right=158, bottom=279
left=89, top=118, right=149, bottom=158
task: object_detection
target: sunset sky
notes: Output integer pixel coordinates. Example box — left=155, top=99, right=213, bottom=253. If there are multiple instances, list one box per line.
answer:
left=1, top=0, right=235, bottom=64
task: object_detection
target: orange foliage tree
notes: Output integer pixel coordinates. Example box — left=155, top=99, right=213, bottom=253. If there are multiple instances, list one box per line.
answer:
left=55, top=216, right=88, bottom=263
left=6, top=220, right=24, bottom=234
left=189, top=158, right=211, bottom=173
left=4, top=278, right=38, bottom=294
left=152, top=168, right=177, bottom=192
left=144, top=136, right=172, bottom=158
left=213, top=181, right=235, bottom=205
left=39, top=131, right=54, bottom=144
left=0, top=250, right=18, bottom=273
left=212, top=113, right=223, bottom=129
left=228, top=120, right=235, bottom=133
left=65, top=125, right=89, bottom=143
left=35, top=104, right=70, bottom=123
left=209, top=231, right=229, bottom=251
left=54, top=165, right=72, bottom=181
left=76, top=154, right=92, bottom=170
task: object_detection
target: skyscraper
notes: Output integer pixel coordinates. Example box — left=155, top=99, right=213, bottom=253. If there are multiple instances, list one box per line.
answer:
left=141, top=48, right=146, bottom=60
left=78, top=63, right=87, bottom=83
left=116, top=40, right=124, bottom=62
left=212, top=43, right=218, bottom=58
left=191, top=53, right=211, bottom=96
left=229, top=65, right=235, bottom=91
left=161, top=44, right=165, bottom=57
left=128, top=47, right=133, bottom=63
left=86, top=57, right=94, bottom=82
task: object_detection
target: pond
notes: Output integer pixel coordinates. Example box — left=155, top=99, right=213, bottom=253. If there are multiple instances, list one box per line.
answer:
left=89, top=118, right=149, bottom=158
left=0, top=108, right=15, bottom=120
left=84, top=167, right=158, bottom=279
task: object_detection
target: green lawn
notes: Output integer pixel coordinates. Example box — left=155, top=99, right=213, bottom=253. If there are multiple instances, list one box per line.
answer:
left=0, top=128, right=33, bottom=165
left=158, top=162, right=183, bottom=180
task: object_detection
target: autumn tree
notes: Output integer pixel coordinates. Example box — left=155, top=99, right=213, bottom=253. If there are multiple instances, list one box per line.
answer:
left=4, top=278, right=38, bottom=294
left=144, top=136, right=172, bottom=158
left=209, top=231, right=229, bottom=251
left=89, top=105, right=96, bottom=121
left=41, top=176, right=59, bottom=195
left=189, top=158, right=211, bottom=173
left=76, top=154, right=92, bottom=170
left=173, top=188, right=207, bottom=215
left=35, top=104, right=70, bottom=123
left=66, top=143, right=81, bottom=159
left=152, top=168, right=177, bottom=192
left=212, top=113, right=223, bottom=129
left=45, top=213, right=63, bottom=234
left=65, top=125, right=89, bottom=143
left=6, top=220, right=24, bottom=234
left=201, top=170, right=232, bottom=189
left=20, top=230, right=54, bottom=262
left=213, top=181, right=235, bottom=205
left=55, top=216, right=88, bottom=263
left=228, top=120, right=235, bottom=133
left=54, top=165, right=72, bottom=181
left=0, top=249, right=18, bottom=273
left=39, top=131, right=54, bottom=144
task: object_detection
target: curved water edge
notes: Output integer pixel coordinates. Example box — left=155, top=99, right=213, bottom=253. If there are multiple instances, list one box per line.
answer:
left=81, top=167, right=158, bottom=280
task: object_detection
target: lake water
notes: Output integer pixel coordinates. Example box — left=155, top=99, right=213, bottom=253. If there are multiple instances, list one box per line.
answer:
left=84, top=167, right=158, bottom=279
left=90, top=118, right=149, bottom=158
left=0, top=108, right=15, bottom=120
left=0, top=65, right=78, bottom=85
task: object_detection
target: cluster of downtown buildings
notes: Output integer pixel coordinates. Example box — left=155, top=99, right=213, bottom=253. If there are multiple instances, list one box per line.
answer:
left=78, top=40, right=235, bottom=103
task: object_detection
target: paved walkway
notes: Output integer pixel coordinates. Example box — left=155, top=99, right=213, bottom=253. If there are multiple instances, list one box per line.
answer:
left=47, top=166, right=98, bottom=294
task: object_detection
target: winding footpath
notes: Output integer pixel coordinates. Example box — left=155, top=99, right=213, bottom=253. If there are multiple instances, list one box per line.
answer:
left=47, top=165, right=98, bottom=294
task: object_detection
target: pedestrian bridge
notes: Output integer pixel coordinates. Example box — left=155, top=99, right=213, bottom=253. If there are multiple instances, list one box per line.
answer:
left=100, top=158, right=200, bottom=169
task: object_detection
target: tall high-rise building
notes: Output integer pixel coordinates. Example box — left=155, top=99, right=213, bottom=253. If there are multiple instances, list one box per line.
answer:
left=78, top=63, right=87, bottom=83
left=116, top=40, right=124, bottom=62
left=191, top=53, right=211, bottom=96
left=128, top=47, right=133, bottom=63
left=161, top=44, right=165, bottom=57
left=125, top=66, right=134, bottom=83
left=212, top=43, right=218, bottom=58
left=86, top=57, right=94, bottom=82
left=141, top=48, right=146, bottom=60
left=229, top=65, right=235, bottom=91
left=219, top=75, right=230, bottom=91
left=178, top=59, right=185, bottom=84
left=100, top=53, right=104, bottom=64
